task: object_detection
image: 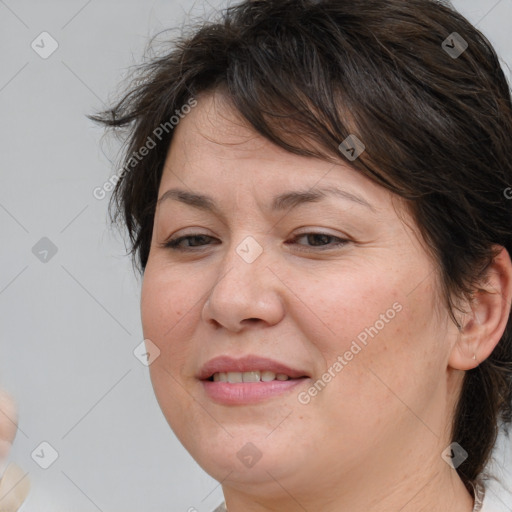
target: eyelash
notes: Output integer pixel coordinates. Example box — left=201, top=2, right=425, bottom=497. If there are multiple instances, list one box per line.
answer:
left=161, top=232, right=350, bottom=253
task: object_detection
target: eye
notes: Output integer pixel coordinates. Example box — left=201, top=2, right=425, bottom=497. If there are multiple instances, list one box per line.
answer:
left=161, top=234, right=217, bottom=251
left=287, top=232, right=349, bottom=252
left=161, top=232, right=349, bottom=252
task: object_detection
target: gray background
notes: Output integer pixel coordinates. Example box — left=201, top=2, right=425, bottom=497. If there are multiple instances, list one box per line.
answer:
left=1, top=1, right=511, bottom=511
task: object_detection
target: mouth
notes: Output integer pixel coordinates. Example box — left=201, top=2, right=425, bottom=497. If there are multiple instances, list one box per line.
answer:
left=207, top=370, right=304, bottom=383
left=198, top=355, right=310, bottom=405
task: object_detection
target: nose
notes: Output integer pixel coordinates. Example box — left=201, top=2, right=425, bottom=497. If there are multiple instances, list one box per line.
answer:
left=201, top=237, right=285, bottom=332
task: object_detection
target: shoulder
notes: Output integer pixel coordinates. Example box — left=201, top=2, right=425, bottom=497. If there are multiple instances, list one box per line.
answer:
left=479, top=427, right=512, bottom=511
left=472, top=478, right=486, bottom=511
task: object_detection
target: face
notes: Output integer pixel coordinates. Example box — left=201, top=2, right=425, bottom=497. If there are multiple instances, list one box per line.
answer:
left=141, top=91, right=460, bottom=498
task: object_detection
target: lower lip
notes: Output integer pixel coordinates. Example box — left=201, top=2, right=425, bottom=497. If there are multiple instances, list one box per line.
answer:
left=201, top=378, right=307, bottom=405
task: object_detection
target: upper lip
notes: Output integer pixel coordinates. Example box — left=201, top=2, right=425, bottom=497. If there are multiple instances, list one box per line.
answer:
left=198, top=355, right=310, bottom=380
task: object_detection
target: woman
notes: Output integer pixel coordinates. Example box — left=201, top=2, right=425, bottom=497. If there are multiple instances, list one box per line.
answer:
left=92, top=0, right=512, bottom=510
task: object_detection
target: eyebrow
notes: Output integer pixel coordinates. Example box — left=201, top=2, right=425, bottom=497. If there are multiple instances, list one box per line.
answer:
left=157, top=186, right=376, bottom=214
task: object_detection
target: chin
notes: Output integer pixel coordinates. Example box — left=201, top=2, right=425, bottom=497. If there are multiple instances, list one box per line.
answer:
left=196, top=450, right=299, bottom=491
left=177, top=424, right=310, bottom=488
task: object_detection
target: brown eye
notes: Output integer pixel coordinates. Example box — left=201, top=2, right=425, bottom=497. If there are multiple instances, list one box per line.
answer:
left=288, top=232, right=349, bottom=252
left=162, top=234, right=218, bottom=251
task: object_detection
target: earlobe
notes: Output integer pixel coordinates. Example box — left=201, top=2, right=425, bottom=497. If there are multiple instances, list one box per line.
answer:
left=448, top=246, right=512, bottom=371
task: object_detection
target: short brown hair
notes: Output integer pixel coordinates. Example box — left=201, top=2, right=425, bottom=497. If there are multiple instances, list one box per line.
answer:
left=91, top=0, right=512, bottom=491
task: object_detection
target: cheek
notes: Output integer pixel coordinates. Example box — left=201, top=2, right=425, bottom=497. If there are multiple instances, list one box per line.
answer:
left=140, top=264, right=200, bottom=370
left=140, top=266, right=204, bottom=434
left=302, top=269, right=405, bottom=358
left=305, top=267, right=444, bottom=405
left=311, top=260, right=441, bottom=360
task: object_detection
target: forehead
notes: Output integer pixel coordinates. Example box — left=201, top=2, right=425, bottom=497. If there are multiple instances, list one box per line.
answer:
left=159, top=90, right=403, bottom=220
left=163, top=93, right=329, bottom=178
left=170, top=91, right=281, bottom=163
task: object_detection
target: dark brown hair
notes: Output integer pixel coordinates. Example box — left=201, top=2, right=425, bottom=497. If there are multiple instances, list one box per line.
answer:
left=91, top=0, right=512, bottom=493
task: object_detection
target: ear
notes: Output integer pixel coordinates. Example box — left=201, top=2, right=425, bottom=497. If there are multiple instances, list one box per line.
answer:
left=449, top=246, right=512, bottom=371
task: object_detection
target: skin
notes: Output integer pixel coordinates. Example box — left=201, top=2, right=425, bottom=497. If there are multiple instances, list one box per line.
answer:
left=0, top=390, right=30, bottom=512
left=141, top=90, right=512, bottom=512
left=0, top=391, right=17, bottom=463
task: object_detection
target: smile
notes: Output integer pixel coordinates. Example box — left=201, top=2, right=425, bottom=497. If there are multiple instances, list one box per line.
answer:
left=211, top=371, right=293, bottom=382
left=199, top=355, right=310, bottom=405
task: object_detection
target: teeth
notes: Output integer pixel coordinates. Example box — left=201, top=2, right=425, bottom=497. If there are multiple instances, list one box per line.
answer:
left=227, top=372, right=243, bottom=383
left=211, top=371, right=291, bottom=383
left=243, top=371, right=260, bottom=383
left=261, top=370, right=276, bottom=382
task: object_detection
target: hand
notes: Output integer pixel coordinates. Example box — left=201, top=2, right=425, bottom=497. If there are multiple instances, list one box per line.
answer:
left=0, top=391, right=30, bottom=512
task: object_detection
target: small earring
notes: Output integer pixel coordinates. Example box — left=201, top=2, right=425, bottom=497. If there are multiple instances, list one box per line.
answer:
left=473, top=354, right=477, bottom=360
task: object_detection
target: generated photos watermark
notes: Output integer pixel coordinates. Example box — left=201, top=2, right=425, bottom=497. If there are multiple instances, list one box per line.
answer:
left=298, top=301, right=403, bottom=405
left=93, top=97, right=198, bottom=200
